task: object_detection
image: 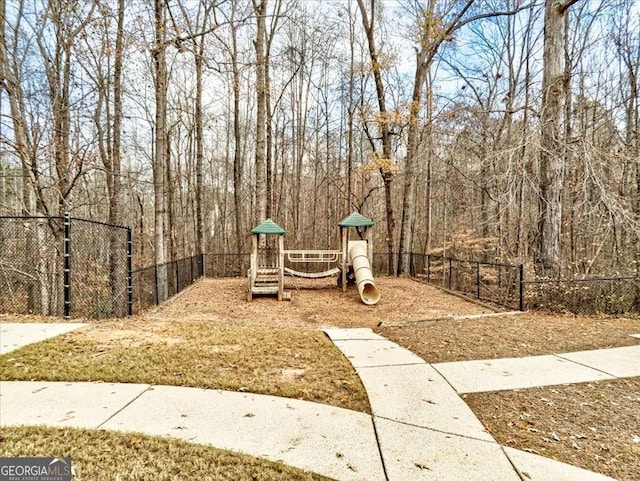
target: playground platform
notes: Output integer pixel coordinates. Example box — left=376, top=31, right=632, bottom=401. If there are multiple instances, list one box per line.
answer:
left=1, top=323, right=632, bottom=480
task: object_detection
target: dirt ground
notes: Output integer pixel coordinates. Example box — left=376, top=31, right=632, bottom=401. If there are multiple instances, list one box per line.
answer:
left=466, top=378, right=640, bottom=481
left=377, top=312, right=640, bottom=363
left=3, top=276, right=639, bottom=480
left=143, top=277, right=491, bottom=328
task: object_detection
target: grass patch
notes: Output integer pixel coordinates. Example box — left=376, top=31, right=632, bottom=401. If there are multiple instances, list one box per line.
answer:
left=0, top=321, right=369, bottom=413
left=0, top=426, right=332, bottom=481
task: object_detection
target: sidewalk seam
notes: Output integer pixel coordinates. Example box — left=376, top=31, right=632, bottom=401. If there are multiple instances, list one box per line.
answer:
left=328, top=338, right=388, bottom=342
left=500, top=445, right=527, bottom=481
left=371, top=415, right=391, bottom=481
left=356, top=362, right=427, bottom=369
left=374, top=415, right=497, bottom=445
left=430, top=362, right=462, bottom=394
left=96, top=384, right=152, bottom=429
left=552, top=354, right=619, bottom=379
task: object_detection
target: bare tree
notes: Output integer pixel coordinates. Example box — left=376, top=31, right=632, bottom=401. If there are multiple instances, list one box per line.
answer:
left=397, top=0, right=535, bottom=273
left=79, top=0, right=126, bottom=301
left=356, top=0, right=396, bottom=274
left=535, top=0, right=580, bottom=277
left=612, top=3, right=640, bottom=269
left=153, top=0, right=169, bottom=301
left=0, top=0, right=38, bottom=214
left=252, top=0, right=268, bottom=224
left=172, top=0, right=219, bottom=258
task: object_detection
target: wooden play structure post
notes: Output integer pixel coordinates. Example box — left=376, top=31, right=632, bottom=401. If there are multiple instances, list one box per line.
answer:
left=247, top=219, right=286, bottom=301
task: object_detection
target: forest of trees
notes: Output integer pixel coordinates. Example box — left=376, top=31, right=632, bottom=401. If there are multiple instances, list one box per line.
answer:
left=1, top=0, right=639, bottom=301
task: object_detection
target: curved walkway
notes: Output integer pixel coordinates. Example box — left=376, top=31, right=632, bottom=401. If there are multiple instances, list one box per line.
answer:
left=0, top=380, right=385, bottom=481
left=1, top=324, right=634, bottom=480
left=324, top=328, right=620, bottom=481
left=0, top=322, right=87, bottom=355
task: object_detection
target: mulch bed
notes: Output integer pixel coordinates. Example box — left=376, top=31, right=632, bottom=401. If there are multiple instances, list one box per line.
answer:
left=143, top=277, right=490, bottom=328
left=465, top=378, right=640, bottom=481
left=377, top=312, right=639, bottom=363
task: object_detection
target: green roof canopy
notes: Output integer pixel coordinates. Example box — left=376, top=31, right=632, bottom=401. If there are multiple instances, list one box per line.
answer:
left=339, top=211, right=374, bottom=228
left=251, top=219, right=286, bottom=235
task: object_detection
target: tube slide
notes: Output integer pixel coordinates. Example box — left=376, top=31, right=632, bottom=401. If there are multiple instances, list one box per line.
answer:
left=349, top=242, right=380, bottom=305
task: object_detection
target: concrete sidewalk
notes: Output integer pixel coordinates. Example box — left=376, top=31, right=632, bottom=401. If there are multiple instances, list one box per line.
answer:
left=0, top=322, right=87, bottom=355
left=324, top=328, right=618, bottom=481
left=433, top=345, right=640, bottom=393
left=0, top=381, right=385, bottom=481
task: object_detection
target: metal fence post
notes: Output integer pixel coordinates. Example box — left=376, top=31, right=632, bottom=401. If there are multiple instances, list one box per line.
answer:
left=448, top=258, right=453, bottom=290
left=154, top=264, right=159, bottom=305
left=201, top=253, right=205, bottom=277
left=127, top=226, right=133, bottom=317
left=476, top=262, right=480, bottom=299
left=427, top=255, right=430, bottom=283
left=519, top=264, right=524, bottom=311
left=63, top=213, right=71, bottom=319
left=190, top=256, right=194, bottom=283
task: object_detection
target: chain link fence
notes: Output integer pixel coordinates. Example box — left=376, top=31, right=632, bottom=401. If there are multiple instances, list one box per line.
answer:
left=132, top=255, right=205, bottom=313
left=6, top=223, right=640, bottom=319
left=205, top=253, right=249, bottom=278
left=524, top=276, right=640, bottom=315
left=0, top=215, right=131, bottom=319
left=70, top=218, right=129, bottom=318
left=371, top=252, right=523, bottom=310
left=0, top=216, right=64, bottom=316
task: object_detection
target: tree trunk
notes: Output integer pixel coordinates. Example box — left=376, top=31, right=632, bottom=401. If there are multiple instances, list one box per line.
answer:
left=399, top=48, right=428, bottom=274
left=536, top=0, right=577, bottom=277
left=253, top=0, right=268, bottom=224
left=356, top=0, right=396, bottom=274
left=109, top=0, right=125, bottom=311
left=195, top=43, right=205, bottom=257
left=154, top=0, right=168, bottom=301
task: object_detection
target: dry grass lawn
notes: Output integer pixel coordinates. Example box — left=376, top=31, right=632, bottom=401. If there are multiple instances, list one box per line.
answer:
left=0, top=426, right=330, bottom=481
left=0, top=320, right=369, bottom=412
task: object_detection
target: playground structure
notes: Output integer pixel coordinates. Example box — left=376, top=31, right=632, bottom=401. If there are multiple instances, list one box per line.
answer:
left=247, top=212, right=380, bottom=305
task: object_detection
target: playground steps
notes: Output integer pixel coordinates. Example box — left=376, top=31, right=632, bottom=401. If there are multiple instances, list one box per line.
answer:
left=255, top=274, right=279, bottom=284
left=251, top=286, right=280, bottom=295
left=256, top=268, right=279, bottom=275
left=254, top=267, right=280, bottom=294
